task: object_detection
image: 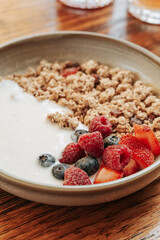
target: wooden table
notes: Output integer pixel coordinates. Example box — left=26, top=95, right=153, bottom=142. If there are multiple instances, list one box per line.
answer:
left=0, top=0, right=160, bottom=239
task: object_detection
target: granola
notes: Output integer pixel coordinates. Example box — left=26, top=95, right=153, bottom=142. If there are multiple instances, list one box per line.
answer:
left=8, top=60, right=160, bottom=141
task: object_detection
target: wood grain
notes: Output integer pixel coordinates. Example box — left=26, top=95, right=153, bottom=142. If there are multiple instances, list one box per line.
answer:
left=0, top=0, right=160, bottom=55
left=0, top=0, right=160, bottom=239
left=0, top=179, right=160, bottom=240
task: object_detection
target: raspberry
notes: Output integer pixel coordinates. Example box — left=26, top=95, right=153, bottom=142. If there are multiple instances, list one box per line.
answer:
left=119, top=134, right=154, bottom=169
left=59, top=142, right=86, bottom=164
left=63, top=167, right=92, bottom=185
left=78, top=131, right=104, bottom=158
left=102, top=145, right=132, bottom=171
left=89, top=116, right=112, bottom=138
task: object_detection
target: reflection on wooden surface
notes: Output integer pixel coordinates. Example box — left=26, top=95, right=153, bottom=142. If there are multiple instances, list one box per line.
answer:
left=0, top=0, right=160, bottom=56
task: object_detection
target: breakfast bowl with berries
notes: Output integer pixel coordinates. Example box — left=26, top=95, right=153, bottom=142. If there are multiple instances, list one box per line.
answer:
left=0, top=32, right=160, bottom=206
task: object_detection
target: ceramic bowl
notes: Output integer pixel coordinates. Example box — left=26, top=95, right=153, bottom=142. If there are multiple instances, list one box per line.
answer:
left=0, top=32, right=160, bottom=206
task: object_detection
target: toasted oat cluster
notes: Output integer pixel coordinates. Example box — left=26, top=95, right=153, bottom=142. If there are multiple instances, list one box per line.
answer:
left=8, top=59, right=160, bottom=141
left=47, top=112, right=79, bottom=130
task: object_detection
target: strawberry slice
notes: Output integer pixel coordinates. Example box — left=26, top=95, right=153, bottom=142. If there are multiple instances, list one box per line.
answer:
left=94, top=166, right=123, bottom=184
left=119, top=134, right=154, bottom=169
left=134, top=124, right=160, bottom=155
left=123, top=159, right=139, bottom=176
left=61, top=67, right=78, bottom=77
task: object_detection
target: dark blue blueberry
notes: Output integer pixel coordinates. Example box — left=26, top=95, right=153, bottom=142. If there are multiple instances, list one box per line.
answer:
left=52, top=164, right=70, bottom=180
left=38, top=154, right=56, bottom=167
left=103, top=135, right=120, bottom=148
left=74, top=156, right=99, bottom=176
left=71, top=129, right=88, bottom=142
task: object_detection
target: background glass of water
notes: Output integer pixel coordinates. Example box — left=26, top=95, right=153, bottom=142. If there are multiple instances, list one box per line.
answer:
left=128, top=0, right=160, bottom=24
left=59, top=0, right=113, bottom=9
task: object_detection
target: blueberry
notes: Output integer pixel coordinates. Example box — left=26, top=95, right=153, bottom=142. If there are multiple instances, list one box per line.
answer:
left=74, top=156, right=99, bottom=176
left=71, top=129, right=88, bottom=142
left=52, top=164, right=70, bottom=180
left=38, top=154, right=56, bottom=167
left=103, top=135, right=120, bottom=148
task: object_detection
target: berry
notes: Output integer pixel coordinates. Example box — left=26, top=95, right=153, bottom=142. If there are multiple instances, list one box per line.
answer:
left=123, top=159, right=139, bottom=176
left=52, top=164, right=70, bottom=180
left=119, top=134, right=154, bottom=169
left=63, top=167, right=92, bottom=185
left=89, top=116, right=112, bottom=138
left=59, top=142, right=86, bottom=164
left=94, top=166, right=123, bottom=184
left=134, top=124, right=160, bottom=155
left=78, top=131, right=104, bottom=158
left=102, top=145, right=132, bottom=171
left=74, top=156, right=99, bottom=176
left=71, top=129, right=88, bottom=142
left=38, top=154, right=55, bottom=167
left=103, top=135, right=120, bottom=148
left=61, top=67, right=78, bottom=77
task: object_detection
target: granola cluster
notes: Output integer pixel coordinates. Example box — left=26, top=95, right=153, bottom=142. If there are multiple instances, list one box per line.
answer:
left=9, top=59, right=160, bottom=141
left=47, top=112, right=79, bottom=130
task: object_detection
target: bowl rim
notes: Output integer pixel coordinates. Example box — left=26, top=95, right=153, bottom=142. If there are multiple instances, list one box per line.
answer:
left=0, top=31, right=160, bottom=193
left=0, top=31, right=160, bottom=64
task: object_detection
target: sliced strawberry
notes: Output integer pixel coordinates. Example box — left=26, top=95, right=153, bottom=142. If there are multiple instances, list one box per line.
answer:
left=94, top=166, right=123, bottom=184
left=123, top=159, right=139, bottom=176
left=134, top=124, right=160, bottom=155
left=119, top=134, right=154, bottom=169
left=61, top=67, right=78, bottom=77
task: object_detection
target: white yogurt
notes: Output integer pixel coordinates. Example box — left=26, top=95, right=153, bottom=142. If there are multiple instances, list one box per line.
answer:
left=0, top=79, right=90, bottom=186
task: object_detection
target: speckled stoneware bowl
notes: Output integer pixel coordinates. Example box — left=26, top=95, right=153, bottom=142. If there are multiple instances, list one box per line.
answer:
left=0, top=32, right=160, bottom=206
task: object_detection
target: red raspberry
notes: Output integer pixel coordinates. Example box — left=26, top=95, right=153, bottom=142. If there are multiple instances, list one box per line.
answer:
left=63, top=167, right=92, bottom=185
left=78, top=131, right=104, bottom=158
left=119, top=134, right=154, bottom=169
left=102, top=145, right=132, bottom=171
left=89, top=116, right=112, bottom=138
left=59, top=142, right=86, bottom=164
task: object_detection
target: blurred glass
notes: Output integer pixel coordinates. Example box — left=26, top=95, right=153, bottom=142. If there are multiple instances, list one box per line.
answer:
left=128, top=0, right=160, bottom=24
left=59, top=0, right=113, bottom=9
